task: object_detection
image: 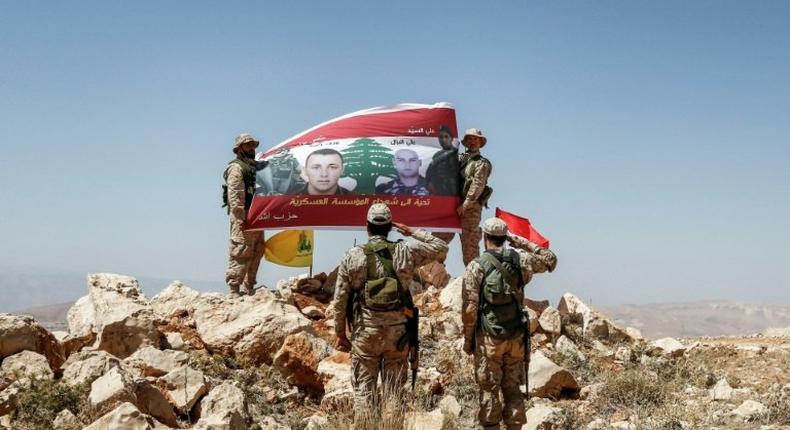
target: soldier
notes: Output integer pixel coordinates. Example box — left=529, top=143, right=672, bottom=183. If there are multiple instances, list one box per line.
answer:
left=426, top=125, right=460, bottom=249
left=375, top=148, right=430, bottom=196
left=223, top=133, right=267, bottom=297
left=331, top=203, right=448, bottom=425
left=462, top=218, right=557, bottom=430
left=458, top=127, right=493, bottom=265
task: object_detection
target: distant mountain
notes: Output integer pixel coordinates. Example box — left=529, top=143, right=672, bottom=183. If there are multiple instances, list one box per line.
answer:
left=599, top=301, right=790, bottom=338
left=0, top=266, right=224, bottom=313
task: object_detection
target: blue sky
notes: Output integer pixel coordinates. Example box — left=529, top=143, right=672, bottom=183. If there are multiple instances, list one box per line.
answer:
left=1, top=1, right=788, bottom=305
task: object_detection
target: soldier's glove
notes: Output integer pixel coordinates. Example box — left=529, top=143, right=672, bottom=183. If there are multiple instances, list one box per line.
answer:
left=463, top=338, right=474, bottom=355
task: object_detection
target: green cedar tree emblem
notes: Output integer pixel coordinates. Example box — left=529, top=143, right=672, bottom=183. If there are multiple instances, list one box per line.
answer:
left=341, top=138, right=396, bottom=194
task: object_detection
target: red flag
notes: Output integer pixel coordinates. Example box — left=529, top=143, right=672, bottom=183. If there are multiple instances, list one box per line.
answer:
left=495, top=207, right=550, bottom=249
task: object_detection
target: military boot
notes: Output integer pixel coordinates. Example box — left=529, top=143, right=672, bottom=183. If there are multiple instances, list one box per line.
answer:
left=243, top=284, right=256, bottom=296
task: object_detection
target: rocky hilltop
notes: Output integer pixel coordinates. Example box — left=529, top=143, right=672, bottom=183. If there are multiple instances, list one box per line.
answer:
left=1, top=272, right=789, bottom=429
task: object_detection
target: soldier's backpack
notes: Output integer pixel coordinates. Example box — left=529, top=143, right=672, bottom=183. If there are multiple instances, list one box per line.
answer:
left=461, top=155, right=493, bottom=208
left=360, top=241, right=410, bottom=312
left=222, top=159, right=256, bottom=213
left=478, top=249, right=526, bottom=339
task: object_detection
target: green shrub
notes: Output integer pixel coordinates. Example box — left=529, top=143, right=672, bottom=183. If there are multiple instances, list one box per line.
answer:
left=12, top=379, right=88, bottom=430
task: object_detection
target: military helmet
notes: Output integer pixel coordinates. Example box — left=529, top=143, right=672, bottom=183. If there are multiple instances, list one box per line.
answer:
left=462, top=128, right=487, bottom=148
left=233, top=133, right=260, bottom=152
left=367, top=203, right=392, bottom=225
left=482, top=217, right=508, bottom=236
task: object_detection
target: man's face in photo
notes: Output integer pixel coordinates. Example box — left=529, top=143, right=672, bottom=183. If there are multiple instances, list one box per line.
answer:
left=302, top=152, right=343, bottom=194
left=394, top=149, right=421, bottom=180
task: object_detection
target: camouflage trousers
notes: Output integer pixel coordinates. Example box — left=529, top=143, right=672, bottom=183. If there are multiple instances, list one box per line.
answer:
left=225, top=219, right=266, bottom=293
left=474, top=332, right=526, bottom=430
left=351, top=324, right=409, bottom=426
left=460, top=203, right=483, bottom=266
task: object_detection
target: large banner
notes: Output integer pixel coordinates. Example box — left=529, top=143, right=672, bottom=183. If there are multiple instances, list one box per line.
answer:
left=247, top=103, right=462, bottom=231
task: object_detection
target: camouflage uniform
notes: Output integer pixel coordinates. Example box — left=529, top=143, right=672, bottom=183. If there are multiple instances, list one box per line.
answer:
left=460, top=149, right=492, bottom=265
left=375, top=176, right=430, bottom=196
left=332, top=205, right=448, bottom=424
left=224, top=133, right=266, bottom=295
left=462, top=220, right=557, bottom=430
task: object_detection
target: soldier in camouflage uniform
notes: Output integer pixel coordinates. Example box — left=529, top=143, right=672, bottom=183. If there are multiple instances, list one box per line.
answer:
left=223, top=133, right=267, bottom=297
left=427, top=125, right=460, bottom=251
left=462, top=218, right=557, bottom=430
left=459, top=128, right=492, bottom=265
left=331, top=203, right=448, bottom=425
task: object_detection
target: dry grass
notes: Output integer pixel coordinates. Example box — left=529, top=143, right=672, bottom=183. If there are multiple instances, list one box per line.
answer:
left=11, top=379, right=89, bottom=430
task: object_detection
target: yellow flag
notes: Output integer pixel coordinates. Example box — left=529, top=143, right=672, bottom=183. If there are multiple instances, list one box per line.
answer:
left=264, top=230, right=314, bottom=267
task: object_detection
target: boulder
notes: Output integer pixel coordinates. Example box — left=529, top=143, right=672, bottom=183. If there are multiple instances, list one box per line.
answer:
left=66, top=295, right=98, bottom=350
left=52, top=408, right=80, bottom=430
left=304, top=414, right=329, bottom=430
left=528, top=351, right=579, bottom=399
left=273, top=331, right=333, bottom=391
left=301, top=306, right=325, bottom=320
left=439, top=277, right=462, bottom=313
left=83, top=402, right=161, bottom=430
left=0, top=380, right=23, bottom=416
left=274, top=276, right=302, bottom=304
left=317, top=352, right=353, bottom=410
left=523, top=405, right=562, bottom=430
left=438, top=395, right=461, bottom=418
left=0, top=313, right=64, bottom=369
left=538, top=306, right=561, bottom=336
left=523, top=298, right=550, bottom=315
left=194, top=382, right=248, bottom=430
left=150, top=281, right=203, bottom=318
left=614, top=346, right=634, bottom=363
left=159, top=365, right=208, bottom=413
left=123, top=346, right=189, bottom=378
left=133, top=380, right=179, bottom=428
left=1, top=350, right=54, bottom=380
left=69, top=273, right=163, bottom=359
left=405, top=409, right=445, bottom=430
left=416, top=261, right=450, bottom=290
left=192, top=292, right=312, bottom=365
left=526, top=307, right=540, bottom=334
left=164, top=332, right=187, bottom=351
left=557, top=293, right=628, bottom=342
left=711, top=378, right=734, bottom=401
left=88, top=367, right=136, bottom=411
left=61, top=350, right=122, bottom=386
left=731, top=399, right=767, bottom=420
left=648, top=337, right=686, bottom=358
left=554, top=335, right=585, bottom=362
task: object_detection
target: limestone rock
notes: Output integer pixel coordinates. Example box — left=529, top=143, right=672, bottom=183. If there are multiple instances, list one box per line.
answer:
left=133, top=380, right=179, bottom=428
left=528, top=351, right=579, bottom=399
left=439, top=277, right=462, bottom=313
left=614, top=346, right=634, bottom=363
left=523, top=297, right=550, bottom=315
left=526, top=307, right=540, bottom=334
left=159, top=365, right=208, bottom=413
left=304, top=414, right=329, bottom=430
left=557, top=293, right=630, bottom=342
left=194, top=382, right=248, bottom=430
left=164, top=332, right=187, bottom=351
left=1, top=350, right=54, bottom=380
left=0, top=380, right=23, bottom=416
left=52, top=408, right=80, bottom=430
left=273, top=331, right=333, bottom=391
left=0, top=313, right=64, bottom=369
left=83, top=402, right=161, bottom=430
left=301, top=306, right=325, bottom=320
left=405, top=408, right=445, bottom=430
left=439, top=395, right=461, bottom=417
left=416, top=261, right=450, bottom=290
left=538, top=306, right=561, bottom=336
left=150, top=281, right=202, bottom=318
left=89, top=367, right=136, bottom=411
left=61, top=350, right=122, bottom=386
left=66, top=295, right=98, bottom=350
left=317, top=352, right=353, bottom=410
left=554, top=335, right=585, bottom=362
left=649, top=337, right=686, bottom=358
left=192, top=292, right=312, bottom=365
left=731, top=399, right=767, bottom=420
left=711, top=378, right=734, bottom=401
left=523, top=405, right=562, bottom=430
left=123, top=346, right=189, bottom=378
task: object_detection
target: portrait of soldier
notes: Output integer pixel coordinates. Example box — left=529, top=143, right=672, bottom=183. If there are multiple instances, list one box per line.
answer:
left=292, top=148, right=352, bottom=195
left=256, top=148, right=304, bottom=195
left=375, top=148, right=430, bottom=196
left=425, top=125, right=460, bottom=196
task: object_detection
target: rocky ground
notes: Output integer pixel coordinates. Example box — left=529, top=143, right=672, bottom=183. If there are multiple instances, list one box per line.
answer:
left=1, top=268, right=789, bottom=430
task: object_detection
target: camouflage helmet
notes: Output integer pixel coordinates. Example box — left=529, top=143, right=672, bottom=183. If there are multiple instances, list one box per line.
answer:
left=462, top=128, right=487, bottom=148
left=233, top=133, right=260, bottom=152
left=367, top=203, right=392, bottom=225
left=482, top=217, right=508, bottom=236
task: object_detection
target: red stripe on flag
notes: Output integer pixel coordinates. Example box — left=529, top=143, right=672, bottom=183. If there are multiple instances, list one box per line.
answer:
left=495, top=207, right=550, bottom=249
left=261, top=105, right=458, bottom=157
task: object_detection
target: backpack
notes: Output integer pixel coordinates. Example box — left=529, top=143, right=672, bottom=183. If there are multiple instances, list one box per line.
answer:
left=461, top=154, right=493, bottom=208
left=222, top=159, right=256, bottom=213
left=478, top=249, right=527, bottom=339
left=359, top=241, right=410, bottom=312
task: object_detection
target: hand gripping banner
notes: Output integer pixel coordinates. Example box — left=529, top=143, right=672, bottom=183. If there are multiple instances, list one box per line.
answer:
left=247, top=103, right=462, bottom=231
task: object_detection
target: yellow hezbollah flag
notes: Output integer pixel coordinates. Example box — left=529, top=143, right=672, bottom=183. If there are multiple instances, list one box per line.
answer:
left=264, top=230, right=314, bottom=267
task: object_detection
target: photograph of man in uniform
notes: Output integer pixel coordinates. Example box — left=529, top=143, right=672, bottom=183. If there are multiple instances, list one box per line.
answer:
left=425, top=125, right=460, bottom=196
left=375, top=148, right=430, bottom=196
left=292, top=148, right=353, bottom=195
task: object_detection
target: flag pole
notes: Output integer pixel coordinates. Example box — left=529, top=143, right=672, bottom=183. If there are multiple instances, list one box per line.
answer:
left=309, top=264, right=313, bottom=278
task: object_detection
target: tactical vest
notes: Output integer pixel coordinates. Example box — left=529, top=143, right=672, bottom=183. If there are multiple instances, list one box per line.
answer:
left=358, top=241, right=411, bottom=312
left=222, top=159, right=256, bottom=212
left=477, top=249, right=526, bottom=339
left=461, top=153, right=493, bottom=207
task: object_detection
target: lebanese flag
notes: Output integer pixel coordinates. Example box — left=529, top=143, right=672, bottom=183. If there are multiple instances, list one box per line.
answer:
left=495, top=207, right=550, bottom=249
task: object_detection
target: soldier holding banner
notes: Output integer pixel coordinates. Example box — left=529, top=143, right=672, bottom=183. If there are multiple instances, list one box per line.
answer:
left=459, top=127, right=493, bottom=265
